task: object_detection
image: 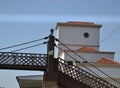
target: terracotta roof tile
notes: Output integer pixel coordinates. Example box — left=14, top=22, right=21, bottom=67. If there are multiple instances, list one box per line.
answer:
left=67, top=21, right=95, bottom=25
left=76, top=46, right=98, bottom=52
left=55, top=21, right=102, bottom=29
left=93, top=57, right=120, bottom=65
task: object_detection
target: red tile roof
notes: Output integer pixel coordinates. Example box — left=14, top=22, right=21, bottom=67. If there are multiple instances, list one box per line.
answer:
left=55, top=21, right=102, bottom=29
left=93, top=57, right=120, bottom=65
left=67, top=21, right=95, bottom=25
left=76, top=46, right=98, bottom=52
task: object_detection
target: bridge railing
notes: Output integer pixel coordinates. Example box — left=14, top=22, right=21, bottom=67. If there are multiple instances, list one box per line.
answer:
left=58, top=58, right=117, bottom=88
left=0, top=52, right=47, bottom=70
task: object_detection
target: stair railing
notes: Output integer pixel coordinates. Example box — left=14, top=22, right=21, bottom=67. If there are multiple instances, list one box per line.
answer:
left=58, top=58, right=117, bottom=88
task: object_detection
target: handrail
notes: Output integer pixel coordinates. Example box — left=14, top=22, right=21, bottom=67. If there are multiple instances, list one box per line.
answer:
left=0, top=52, right=47, bottom=67
left=58, top=58, right=117, bottom=88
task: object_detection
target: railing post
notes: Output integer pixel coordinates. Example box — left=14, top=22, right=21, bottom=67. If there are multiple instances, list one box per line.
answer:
left=43, top=29, right=58, bottom=88
left=46, top=28, right=55, bottom=72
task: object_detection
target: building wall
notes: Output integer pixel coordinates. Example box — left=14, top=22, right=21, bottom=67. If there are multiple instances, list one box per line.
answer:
left=57, top=26, right=99, bottom=46
left=76, top=63, right=120, bottom=87
left=61, top=52, right=114, bottom=62
left=56, top=26, right=100, bottom=57
left=55, top=22, right=118, bottom=87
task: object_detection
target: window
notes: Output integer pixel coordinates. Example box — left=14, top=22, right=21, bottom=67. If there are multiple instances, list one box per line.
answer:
left=84, top=32, right=89, bottom=38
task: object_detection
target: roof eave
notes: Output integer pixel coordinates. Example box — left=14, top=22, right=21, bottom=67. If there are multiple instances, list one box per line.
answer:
left=55, top=22, right=102, bottom=29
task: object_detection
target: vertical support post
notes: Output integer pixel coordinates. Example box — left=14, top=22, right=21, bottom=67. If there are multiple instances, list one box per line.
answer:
left=46, top=29, right=55, bottom=73
left=43, top=29, right=58, bottom=88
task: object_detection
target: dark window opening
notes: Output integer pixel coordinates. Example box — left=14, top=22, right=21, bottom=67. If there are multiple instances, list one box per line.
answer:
left=84, top=32, right=89, bottom=38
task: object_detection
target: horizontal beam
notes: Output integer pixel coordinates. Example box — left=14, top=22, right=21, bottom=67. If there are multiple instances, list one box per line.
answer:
left=0, top=65, right=46, bottom=71
left=0, top=52, right=47, bottom=71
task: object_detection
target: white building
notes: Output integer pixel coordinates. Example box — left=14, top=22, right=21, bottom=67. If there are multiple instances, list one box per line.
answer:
left=55, top=21, right=120, bottom=87
left=55, top=22, right=101, bottom=54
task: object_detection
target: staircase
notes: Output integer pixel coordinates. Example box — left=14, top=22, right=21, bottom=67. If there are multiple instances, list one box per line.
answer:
left=58, top=58, right=117, bottom=88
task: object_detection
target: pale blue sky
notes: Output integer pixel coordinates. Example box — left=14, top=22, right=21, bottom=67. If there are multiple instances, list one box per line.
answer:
left=0, top=0, right=120, bottom=88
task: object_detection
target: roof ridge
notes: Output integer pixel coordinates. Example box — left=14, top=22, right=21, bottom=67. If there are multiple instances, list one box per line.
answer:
left=67, top=21, right=95, bottom=25
left=76, top=46, right=98, bottom=52
left=93, top=57, right=120, bottom=65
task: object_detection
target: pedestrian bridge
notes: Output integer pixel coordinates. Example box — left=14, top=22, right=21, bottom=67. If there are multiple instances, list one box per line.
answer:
left=0, top=52, right=117, bottom=88
left=0, top=52, right=47, bottom=71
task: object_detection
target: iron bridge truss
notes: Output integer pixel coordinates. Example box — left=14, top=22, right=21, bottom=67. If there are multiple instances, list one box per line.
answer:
left=0, top=52, right=47, bottom=71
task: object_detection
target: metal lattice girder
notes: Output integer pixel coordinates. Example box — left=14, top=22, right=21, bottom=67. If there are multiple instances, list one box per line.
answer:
left=58, top=58, right=117, bottom=88
left=0, top=52, right=47, bottom=71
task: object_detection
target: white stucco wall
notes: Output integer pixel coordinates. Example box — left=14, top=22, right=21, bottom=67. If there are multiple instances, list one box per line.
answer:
left=79, top=66, right=120, bottom=78
left=60, top=51, right=114, bottom=62
left=77, top=64, right=120, bottom=87
left=57, top=26, right=100, bottom=46
left=56, top=26, right=100, bottom=57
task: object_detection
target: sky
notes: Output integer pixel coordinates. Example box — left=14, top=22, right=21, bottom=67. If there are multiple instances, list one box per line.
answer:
left=0, top=0, right=120, bottom=88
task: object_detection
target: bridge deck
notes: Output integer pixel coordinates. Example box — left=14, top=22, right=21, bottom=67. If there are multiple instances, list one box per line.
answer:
left=0, top=52, right=47, bottom=71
